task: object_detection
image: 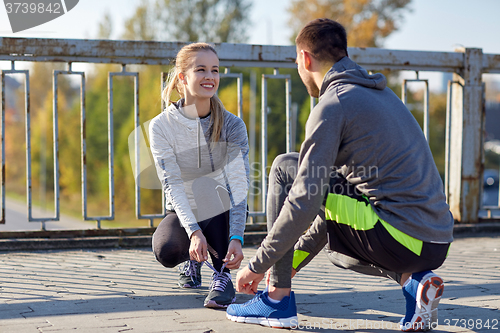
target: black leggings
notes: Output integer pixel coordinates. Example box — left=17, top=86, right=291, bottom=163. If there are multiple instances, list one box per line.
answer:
left=152, top=210, right=230, bottom=272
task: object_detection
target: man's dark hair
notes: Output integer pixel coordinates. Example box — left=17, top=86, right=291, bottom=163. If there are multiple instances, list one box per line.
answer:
left=295, top=18, right=348, bottom=63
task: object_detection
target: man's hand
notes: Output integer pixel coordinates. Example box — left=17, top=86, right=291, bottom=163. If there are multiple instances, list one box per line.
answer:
left=189, top=230, right=208, bottom=262
left=224, top=239, right=244, bottom=270
left=235, top=266, right=265, bottom=295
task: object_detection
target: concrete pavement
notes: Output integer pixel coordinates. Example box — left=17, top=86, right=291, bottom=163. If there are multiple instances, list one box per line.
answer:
left=0, top=233, right=499, bottom=333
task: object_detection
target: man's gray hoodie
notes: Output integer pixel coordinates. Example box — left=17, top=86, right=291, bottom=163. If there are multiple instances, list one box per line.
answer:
left=248, top=56, right=454, bottom=274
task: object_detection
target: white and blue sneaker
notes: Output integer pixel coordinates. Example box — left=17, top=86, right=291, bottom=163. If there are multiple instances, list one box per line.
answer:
left=226, top=289, right=298, bottom=328
left=400, top=271, right=444, bottom=331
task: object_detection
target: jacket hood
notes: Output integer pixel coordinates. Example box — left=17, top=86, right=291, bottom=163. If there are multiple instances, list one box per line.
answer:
left=319, top=56, right=387, bottom=98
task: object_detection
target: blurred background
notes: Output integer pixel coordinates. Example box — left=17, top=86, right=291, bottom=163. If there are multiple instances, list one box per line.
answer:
left=1, top=0, right=499, bottom=228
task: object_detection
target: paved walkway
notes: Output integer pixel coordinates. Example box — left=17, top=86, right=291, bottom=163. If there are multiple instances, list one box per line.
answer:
left=0, top=234, right=499, bottom=333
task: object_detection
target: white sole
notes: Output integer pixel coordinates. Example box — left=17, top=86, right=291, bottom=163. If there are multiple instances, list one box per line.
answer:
left=226, top=313, right=298, bottom=329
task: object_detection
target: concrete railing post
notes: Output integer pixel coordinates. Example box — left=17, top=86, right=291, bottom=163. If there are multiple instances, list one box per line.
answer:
left=448, top=48, right=484, bottom=223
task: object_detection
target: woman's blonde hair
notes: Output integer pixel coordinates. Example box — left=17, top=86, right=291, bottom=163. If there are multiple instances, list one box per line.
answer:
left=162, top=42, right=225, bottom=142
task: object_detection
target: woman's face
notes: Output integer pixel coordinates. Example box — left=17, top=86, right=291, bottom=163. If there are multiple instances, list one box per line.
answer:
left=180, top=50, right=220, bottom=103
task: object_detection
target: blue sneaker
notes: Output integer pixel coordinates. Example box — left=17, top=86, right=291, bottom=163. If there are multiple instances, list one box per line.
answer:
left=226, top=289, right=298, bottom=328
left=400, top=271, right=444, bottom=331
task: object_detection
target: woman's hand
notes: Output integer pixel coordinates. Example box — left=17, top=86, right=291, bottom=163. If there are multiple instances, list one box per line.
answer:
left=189, top=230, right=208, bottom=262
left=223, top=239, right=244, bottom=270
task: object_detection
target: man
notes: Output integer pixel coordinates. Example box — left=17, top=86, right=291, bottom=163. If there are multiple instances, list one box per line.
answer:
left=226, top=18, right=453, bottom=332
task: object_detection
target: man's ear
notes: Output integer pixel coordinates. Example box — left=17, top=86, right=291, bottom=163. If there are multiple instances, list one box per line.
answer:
left=302, top=50, right=313, bottom=71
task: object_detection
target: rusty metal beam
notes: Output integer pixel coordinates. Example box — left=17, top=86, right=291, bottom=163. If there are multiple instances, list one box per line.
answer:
left=0, top=37, right=469, bottom=72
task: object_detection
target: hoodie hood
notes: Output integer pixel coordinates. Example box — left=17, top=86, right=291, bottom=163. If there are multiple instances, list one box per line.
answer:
left=319, top=56, right=387, bottom=98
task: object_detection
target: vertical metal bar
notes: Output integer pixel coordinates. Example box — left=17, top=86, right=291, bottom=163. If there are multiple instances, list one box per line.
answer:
left=160, top=72, right=168, bottom=217
left=402, top=81, right=407, bottom=105
left=108, top=73, right=115, bottom=225
left=237, top=74, right=243, bottom=119
left=445, top=80, right=452, bottom=203
left=261, top=74, right=268, bottom=213
left=134, top=74, right=141, bottom=221
left=23, top=71, right=38, bottom=228
left=423, top=80, right=430, bottom=141
left=258, top=71, right=292, bottom=217
left=248, top=71, right=256, bottom=216
left=81, top=72, right=87, bottom=224
left=310, top=96, right=316, bottom=112
left=402, top=78, right=430, bottom=142
left=0, top=72, right=5, bottom=224
left=220, top=72, right=244, bottom=119
left=52, top=71, right=60, bottom=222
left=82, top=70, right=113, bottom=228
left=285, top=77, right=292, bottom=152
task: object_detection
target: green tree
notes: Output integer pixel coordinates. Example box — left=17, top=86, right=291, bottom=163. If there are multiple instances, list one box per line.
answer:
left=119, top=0, right=252, bottom=43
left=287, top=0, right=412, bottom=47
left=97, top=11, right=113, bottom=39
left=121, top=0, right=156, bottom=41
left=155, top=0, right=251, bottom=42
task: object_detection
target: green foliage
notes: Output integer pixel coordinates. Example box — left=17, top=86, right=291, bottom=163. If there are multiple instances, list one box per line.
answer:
left=155, top=0, right=251, bottom=42
left=117, top=0, right=252, bottom=43
left=287, top=0, right=412, bottom=47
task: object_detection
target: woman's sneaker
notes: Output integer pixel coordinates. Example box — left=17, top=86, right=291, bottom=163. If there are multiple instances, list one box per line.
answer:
left=178, top=260, right=202, bottom=288
left=400, top=271, right=444, bottom=331
left=204, top=271, right=236, bottom=308
left=226, top=289, right=298, bottom=328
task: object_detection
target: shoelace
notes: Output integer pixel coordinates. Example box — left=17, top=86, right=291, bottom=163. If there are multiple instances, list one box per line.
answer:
left=204, top=261, right=229, bottom=292
left=179, top=260, right=200, bottom=284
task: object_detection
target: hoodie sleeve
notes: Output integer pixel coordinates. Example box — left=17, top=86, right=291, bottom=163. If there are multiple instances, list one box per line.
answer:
left=248, top=94, right=345, bottom=274
left=223, top=114, right=250, bottom=242
left=149, top=115, right=200, bottom=238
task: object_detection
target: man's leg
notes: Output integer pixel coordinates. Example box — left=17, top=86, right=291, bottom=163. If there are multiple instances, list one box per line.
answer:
left=323, top=176, right=449, bottom=331
left=226, top=153, right=300, bottom=328
left=266, top=153, right=299, bottom=300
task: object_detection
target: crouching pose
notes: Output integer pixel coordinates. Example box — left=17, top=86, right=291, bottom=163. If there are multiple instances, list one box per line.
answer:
left=149, top=43, right=250, bottom=308
left=227, top=19, right=452, bottom=331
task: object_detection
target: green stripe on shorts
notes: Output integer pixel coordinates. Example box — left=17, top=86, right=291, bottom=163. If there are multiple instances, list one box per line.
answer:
left=325, top=193, right=423, bottom=256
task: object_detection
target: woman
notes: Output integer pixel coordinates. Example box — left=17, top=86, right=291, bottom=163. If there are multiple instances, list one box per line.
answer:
left=149, top=42, right=250, bottom=309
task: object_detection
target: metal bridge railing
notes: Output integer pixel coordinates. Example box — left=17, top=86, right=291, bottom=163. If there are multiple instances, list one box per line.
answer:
left=1, top=37, right=500, bottom=235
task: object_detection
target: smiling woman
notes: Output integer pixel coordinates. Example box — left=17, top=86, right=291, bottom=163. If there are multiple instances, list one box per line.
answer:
left=148, top=42, right=250, bottom=309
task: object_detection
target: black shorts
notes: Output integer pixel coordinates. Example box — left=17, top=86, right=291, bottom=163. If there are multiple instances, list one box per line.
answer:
left=325, top=177, right=450, bottom=275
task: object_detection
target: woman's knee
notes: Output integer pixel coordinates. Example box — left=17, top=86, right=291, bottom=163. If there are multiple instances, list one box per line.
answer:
left=153, top=243, right=185, bottom=268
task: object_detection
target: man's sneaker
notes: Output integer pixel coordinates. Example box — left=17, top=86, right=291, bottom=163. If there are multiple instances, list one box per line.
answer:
left=178, top=260, right=202, bottom=288
left=226, top=289, right=298, bottom=328
left=204, top=272, right=236, bottom=308
left=400, top=271, right=444, bottom=332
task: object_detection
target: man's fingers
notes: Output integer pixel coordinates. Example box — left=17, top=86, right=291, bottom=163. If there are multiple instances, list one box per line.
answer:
left=251, top=282, right=259, bottom=295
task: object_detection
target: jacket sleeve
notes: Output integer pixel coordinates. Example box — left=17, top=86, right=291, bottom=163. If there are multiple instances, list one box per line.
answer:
left=223, top=115, right=250, bottom=242
left=248, top=96, right=344, bottom=274
left=293, top=212, right=328, bottom=272
left=149, top=116, right=200, bottom=238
